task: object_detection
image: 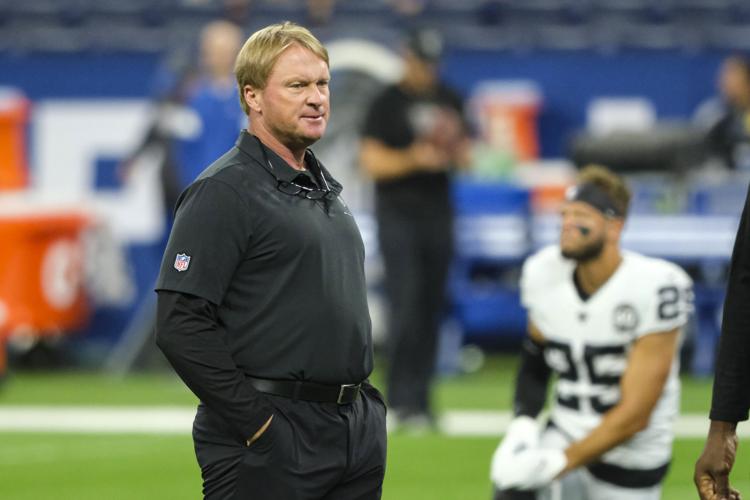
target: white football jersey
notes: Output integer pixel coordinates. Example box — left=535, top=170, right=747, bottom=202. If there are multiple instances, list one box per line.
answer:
left=521, top=245, right=693, bottom=470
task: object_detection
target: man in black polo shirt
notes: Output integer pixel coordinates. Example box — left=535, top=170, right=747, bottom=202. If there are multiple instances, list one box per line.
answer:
left=155, top=22, right=386, bottom=499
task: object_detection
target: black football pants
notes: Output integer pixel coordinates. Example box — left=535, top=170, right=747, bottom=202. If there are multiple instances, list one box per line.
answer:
left=192, top=383, right=387, bottom=500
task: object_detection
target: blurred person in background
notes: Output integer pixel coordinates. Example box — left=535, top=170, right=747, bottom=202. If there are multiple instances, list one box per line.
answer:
left=155, top=22, right=386, bottom=499
left=119, top=63, right=200, bottom=221
left=305, top=0, right=336, bottom=27
left=490, top=166, right=693, bottom=500
left=387, top=0, right=428, bottom=24
left=177, top=20, right=246, bottom=188
left=694, top=55, right=750, bottom=171
left=360, top=27, right=471, bottom=432
left=693, top=186, right=750, bottom=500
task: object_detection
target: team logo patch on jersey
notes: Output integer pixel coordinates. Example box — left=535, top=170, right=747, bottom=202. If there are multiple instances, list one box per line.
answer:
left=613, top=303, right=639, bottom=333
left=174, top=253, right=191, bottom=272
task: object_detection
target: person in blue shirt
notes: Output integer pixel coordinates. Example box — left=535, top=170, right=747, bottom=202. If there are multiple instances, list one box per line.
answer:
left=178, top=20, right=246, bottom=187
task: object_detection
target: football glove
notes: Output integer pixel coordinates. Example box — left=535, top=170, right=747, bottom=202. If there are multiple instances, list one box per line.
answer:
left=490, top=416, right=540, bottom=486
left=492, top=447, right=568, bottom=491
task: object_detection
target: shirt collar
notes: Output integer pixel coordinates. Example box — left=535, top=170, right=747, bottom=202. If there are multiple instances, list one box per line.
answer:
left=235, top=130, right=304, bottom=183
left=235, top=130, right=343, bottom=195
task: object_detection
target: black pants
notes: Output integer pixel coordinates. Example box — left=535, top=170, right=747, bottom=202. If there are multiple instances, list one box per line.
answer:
left=193, top=383, right=387, bottom=500
left=377, top=210, right=453, bottom=415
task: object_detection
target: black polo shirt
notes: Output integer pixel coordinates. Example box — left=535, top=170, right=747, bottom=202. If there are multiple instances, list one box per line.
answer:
left=156, top=130, right=373, bottom=385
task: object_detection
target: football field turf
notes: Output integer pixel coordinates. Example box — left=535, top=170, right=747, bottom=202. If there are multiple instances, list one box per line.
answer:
left=1, top=356, right=749, bottom=499
left=2, top=433, right=748, bottom=499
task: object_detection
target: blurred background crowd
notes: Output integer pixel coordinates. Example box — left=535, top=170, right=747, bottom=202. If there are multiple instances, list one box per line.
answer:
left=1, top=0, right=750, bottom=381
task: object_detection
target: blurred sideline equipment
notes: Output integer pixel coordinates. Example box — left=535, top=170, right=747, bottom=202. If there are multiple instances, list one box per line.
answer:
left=0, top=206, right=90, bottom=335
left=570, top=125, right=707, bottom=173
left=571, top=96, right=706, bottom=174
left=470, top=81, right=542, bottom=163
left=0, top=89, right=92, bottom=376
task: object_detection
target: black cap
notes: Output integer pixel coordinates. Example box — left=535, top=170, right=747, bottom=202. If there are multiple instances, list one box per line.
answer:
left=406, top=28, right=443, bottom=63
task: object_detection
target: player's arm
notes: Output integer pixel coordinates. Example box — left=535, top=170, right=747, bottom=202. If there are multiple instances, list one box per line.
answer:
left=513, top=321, right=551, bottom=418
left=360, top=137, right=448, bottom=180
left=491, top=321, right=558, bottom=491
left=561, top=328, right=680, bottom=472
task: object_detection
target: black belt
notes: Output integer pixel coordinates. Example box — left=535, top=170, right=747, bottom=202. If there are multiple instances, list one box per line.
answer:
left=247, top=377, right=361, bottom=404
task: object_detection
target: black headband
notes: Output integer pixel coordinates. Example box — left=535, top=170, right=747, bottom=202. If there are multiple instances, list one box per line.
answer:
left=565, top=182, right=624, bottom=218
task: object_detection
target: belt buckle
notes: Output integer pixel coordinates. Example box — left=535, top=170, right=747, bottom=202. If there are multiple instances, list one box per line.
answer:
left=337, top=383, right=359, bottom=404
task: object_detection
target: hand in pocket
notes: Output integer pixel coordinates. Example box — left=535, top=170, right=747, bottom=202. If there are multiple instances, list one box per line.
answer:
left=246, top=414, right=274, bottom=447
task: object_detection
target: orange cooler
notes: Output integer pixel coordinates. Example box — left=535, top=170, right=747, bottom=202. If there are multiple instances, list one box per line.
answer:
left=0, top=211, right=91, bottom=338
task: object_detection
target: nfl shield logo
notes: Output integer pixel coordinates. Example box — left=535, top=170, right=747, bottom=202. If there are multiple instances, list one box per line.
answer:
left=174, top=253, right=191, bottom=272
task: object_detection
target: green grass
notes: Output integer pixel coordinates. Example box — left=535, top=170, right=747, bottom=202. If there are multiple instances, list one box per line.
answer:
left=0, top=433, right=200, bottom=500
left=0, top=371, right=197, bottom=406
left=0, top=355, right=715, bottom=413
left=1, top=433, right=748, bottom=500
left=386, top=436, right=750, bottom=500
left=0, top=356, right=733, bottom=499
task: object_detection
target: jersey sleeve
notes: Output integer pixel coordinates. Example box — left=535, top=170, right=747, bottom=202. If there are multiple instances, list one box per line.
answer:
left=519, top=257, right=537, bottom=311
left=155, top=178, right=253, bottom=305
left=519, top=248, right=552, bottom=319
left=636, top=262, right=694, bottom=337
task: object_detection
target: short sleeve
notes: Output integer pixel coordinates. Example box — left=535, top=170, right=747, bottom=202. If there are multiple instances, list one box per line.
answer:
left=520, top=248, right=551, bottom=315
left=519, top=257, right=536, bottom=311
left=637, top=263, right=694, bottom=337
left=156, top=178, right=252, bottom=305
left=361, top=90, right=392, bottom=142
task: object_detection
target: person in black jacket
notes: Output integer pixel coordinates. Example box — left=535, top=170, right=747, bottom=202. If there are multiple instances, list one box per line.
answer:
left=694, top=185, right=750, bottom=500
left=155, top=22, right=386, bottom=499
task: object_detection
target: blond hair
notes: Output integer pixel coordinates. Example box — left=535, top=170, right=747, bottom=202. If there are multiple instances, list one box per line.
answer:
left=234, top=22, right=329, bottom=115
left=577, top=164, right=632, bottom=218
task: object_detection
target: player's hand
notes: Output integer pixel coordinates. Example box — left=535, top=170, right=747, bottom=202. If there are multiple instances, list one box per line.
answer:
left=492, top=447, right=567, bottom=491
left=246, top=414, right=274, bottom=447
left=695, top=420, right=741, bottom=500
left=490, top=416, right=541, bottom=487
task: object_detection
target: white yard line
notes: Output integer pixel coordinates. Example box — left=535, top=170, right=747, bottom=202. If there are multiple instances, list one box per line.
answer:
left=0, top=406, right=194, bottom=434
left=0, top=406, right=746, bottom=438
left=0, top=439, right=162, bottom=466
left=438, top=410, right=750, bottom=438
